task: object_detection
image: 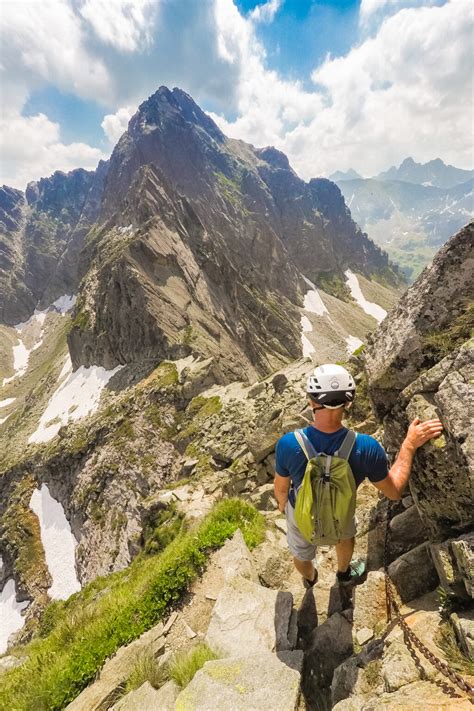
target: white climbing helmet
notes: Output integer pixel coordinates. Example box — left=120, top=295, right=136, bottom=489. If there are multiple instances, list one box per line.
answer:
left=306, top=364, right=355, bottom=409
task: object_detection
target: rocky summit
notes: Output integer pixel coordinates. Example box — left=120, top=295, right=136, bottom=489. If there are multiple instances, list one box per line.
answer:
left=0, top=85, right=472, bottom=711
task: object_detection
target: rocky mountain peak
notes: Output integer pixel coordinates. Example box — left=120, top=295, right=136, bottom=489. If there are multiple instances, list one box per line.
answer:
left=128, top=85, right=224, bottom=144
left=255, top=146, right=292, bottom=171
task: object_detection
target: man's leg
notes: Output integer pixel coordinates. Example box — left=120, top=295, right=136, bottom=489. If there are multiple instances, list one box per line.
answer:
left=293, top=557, right=317, bottom=582
left=335, top=536, right=355, bottom=573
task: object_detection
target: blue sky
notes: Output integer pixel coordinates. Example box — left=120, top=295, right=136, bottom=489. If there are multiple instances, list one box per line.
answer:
left=1, top=0, right=472, bottom=188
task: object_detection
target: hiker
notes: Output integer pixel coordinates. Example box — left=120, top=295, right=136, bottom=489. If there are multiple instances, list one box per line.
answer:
left=274, top=364, right=443, bottom=589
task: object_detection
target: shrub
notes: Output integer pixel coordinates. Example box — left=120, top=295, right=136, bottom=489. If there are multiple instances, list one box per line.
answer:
left=169, top=643, right=218, bottom=688
left=0, top=499, right=264, bottom=711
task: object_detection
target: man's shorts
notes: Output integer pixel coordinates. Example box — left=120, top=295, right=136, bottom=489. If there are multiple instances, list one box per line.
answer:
left=285, top=501, right=357, bottom=561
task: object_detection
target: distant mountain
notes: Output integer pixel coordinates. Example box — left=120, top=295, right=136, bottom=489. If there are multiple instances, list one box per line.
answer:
left=375, top=157, right=473, bottom=189
left=329, top=169, right=363, bottom=182
left=0, top=165, right=107, bottom=324
left=335, top=176, right=473, bottom=280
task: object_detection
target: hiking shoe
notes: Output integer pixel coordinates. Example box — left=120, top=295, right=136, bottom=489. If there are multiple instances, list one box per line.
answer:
left=303, top=568, right=318, bottom=589
left=336, top=558, right=366, bottom=586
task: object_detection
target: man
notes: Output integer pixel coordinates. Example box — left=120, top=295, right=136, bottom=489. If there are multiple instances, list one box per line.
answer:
left=274, top=364, right=443, bottom=588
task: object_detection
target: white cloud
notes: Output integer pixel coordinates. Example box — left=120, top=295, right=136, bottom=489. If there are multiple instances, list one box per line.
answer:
left=0, top=112, right=106, bottom=189
left=359, top=0, right=441, bottom=25
left=101, top=106, right=135, bottom=143
left=211, top=0, right=474, bottom=177
left=249, top=0, right=282, bottom=24
left=0, top=0, right=111, bottom=110
left=79, top=0, right=158, bottom=52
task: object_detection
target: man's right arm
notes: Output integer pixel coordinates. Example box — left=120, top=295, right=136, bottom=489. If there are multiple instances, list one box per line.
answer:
left=373, top=417, right=443, bottom=501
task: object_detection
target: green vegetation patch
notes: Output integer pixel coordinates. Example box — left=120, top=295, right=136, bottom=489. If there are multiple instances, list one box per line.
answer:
left=124, top=648, right=169, bottom=694
left=169, top=643, right=218, bottom=688
left=436, top=621, right=474, bottom=677
left=0, top=499, right=264, bottom=711
left=312, top=271, right=352, bottom=302
left=422, top=302, right=474, bottom=362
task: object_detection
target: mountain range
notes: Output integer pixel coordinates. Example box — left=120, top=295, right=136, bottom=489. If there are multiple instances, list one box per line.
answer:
left=0, top=86, right=401, bottom=384
left=331, top=157, right=473, bottom=280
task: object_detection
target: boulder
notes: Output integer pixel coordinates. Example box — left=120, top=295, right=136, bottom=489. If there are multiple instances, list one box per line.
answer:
left=381, top=641, right=420, bottom=692
left=247, top=428, right=280, bottom=463
left=305, top=611, right=354, bottom=685
left=111, top=680, right=179, bottom=710
left=214, top=529, right=259, bottom=583
left=174, top=651, right=303, bottom=711
left=451, top=610, right=474, bottom=660
left=331, top=639, right=384, bottom=705
left=205, top=575, right=294, bottom=656
left=249, top=483, right=276, bottom=511
left=389, top=506, right=428, bottom=561
left=388, top=543, right=439, bottom=602
left=451, top=532, right=474, bottom=598
left=0, top=655, right=26, bottom=675
left=430, top=540, right=467, bottom=598
left=353, top=572, right=387, bottom=634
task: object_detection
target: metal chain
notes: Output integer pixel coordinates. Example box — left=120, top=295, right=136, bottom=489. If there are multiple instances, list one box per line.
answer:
left=383, top=500, right=474, bottom=700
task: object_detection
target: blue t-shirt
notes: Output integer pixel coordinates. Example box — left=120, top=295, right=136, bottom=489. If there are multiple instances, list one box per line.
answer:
left=275, top=426, right=388, bottom=507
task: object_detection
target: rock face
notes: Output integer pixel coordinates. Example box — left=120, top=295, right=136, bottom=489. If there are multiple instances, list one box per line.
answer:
left=0, top=164, right=107, bottom=324
left=365, top=222, right=474, bottom=545
left=66, top=86, right=400, bottom=382
left=174, top=652, right=303, bottom=711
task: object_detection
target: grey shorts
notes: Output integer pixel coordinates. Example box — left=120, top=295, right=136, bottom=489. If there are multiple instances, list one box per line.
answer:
left=285, top=501, right=357, bottom=561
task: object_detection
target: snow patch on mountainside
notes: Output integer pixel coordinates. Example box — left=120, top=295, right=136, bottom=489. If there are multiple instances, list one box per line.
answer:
left=28, top=357, right=123, bottom=444
left=30, top=485, right=81, bottom=600
left=0, top=398, right=16, bottom=409
left=344, top=271, right=387, bottom=323
left=51, top=294, right=76, bottom=314
left=302, top=276, right=330, bottom=317
left=0, top=577, right=29, bottom=654
left=346, top=335, right=364, bottom=354
left=1, top=296, right=76, bottom=387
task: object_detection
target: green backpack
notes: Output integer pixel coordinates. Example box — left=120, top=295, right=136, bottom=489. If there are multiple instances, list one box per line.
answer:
left=293, top=429, right=357, bottom=545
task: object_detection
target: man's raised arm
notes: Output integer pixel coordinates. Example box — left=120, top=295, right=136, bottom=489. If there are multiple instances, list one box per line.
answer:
left=374, top=417, right=444, bottom=501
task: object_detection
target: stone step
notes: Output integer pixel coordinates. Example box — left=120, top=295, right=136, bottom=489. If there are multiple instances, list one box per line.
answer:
left=205, top=574, right=294, bottom=656
left=174, top=651, right=303, bottom=711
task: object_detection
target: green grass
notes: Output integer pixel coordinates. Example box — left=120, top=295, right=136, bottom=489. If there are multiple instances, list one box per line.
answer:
left=436, top=621, right=474, bottom=677
left=0, top=499, right=264, bottom=711
left=312, top=271, right=351, bottom=302
left=422, top=302, right=474, bottom=362
left=169, top=644, right=218, bottom=688
left=124, top=648, right=170, bottom=693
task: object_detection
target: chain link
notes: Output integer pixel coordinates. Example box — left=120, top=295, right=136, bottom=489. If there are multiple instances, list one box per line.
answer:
left=383, top=501, right=474, bottom=700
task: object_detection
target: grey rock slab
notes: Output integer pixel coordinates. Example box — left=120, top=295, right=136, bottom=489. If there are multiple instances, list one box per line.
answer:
left=205, top=575, right=294, bottom=656
left=382, top=640, right=420, bottom=691
left=451, top=532, right=474, bottom=598
left=65, top=624, right=165, bottom=710
left=214, top=528, right=259, bottom=583
left=305, top=611, right=354, bottom=685
left=353, top=571, right=387, bottom=632
left=389, top=505, right=428, bottom=561
left=174, top=652, right=302, bottom=711
left=111, top=680, right=179, bottom=711
left=0, top=654, right=27, bottom=674
left=388, top=542, right=439, bottom=602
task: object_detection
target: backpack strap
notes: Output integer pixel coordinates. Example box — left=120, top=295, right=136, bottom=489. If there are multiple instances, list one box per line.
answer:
left=294, top=430, right=318, bottom=460
left=335, top=430, right=357, bottom=460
